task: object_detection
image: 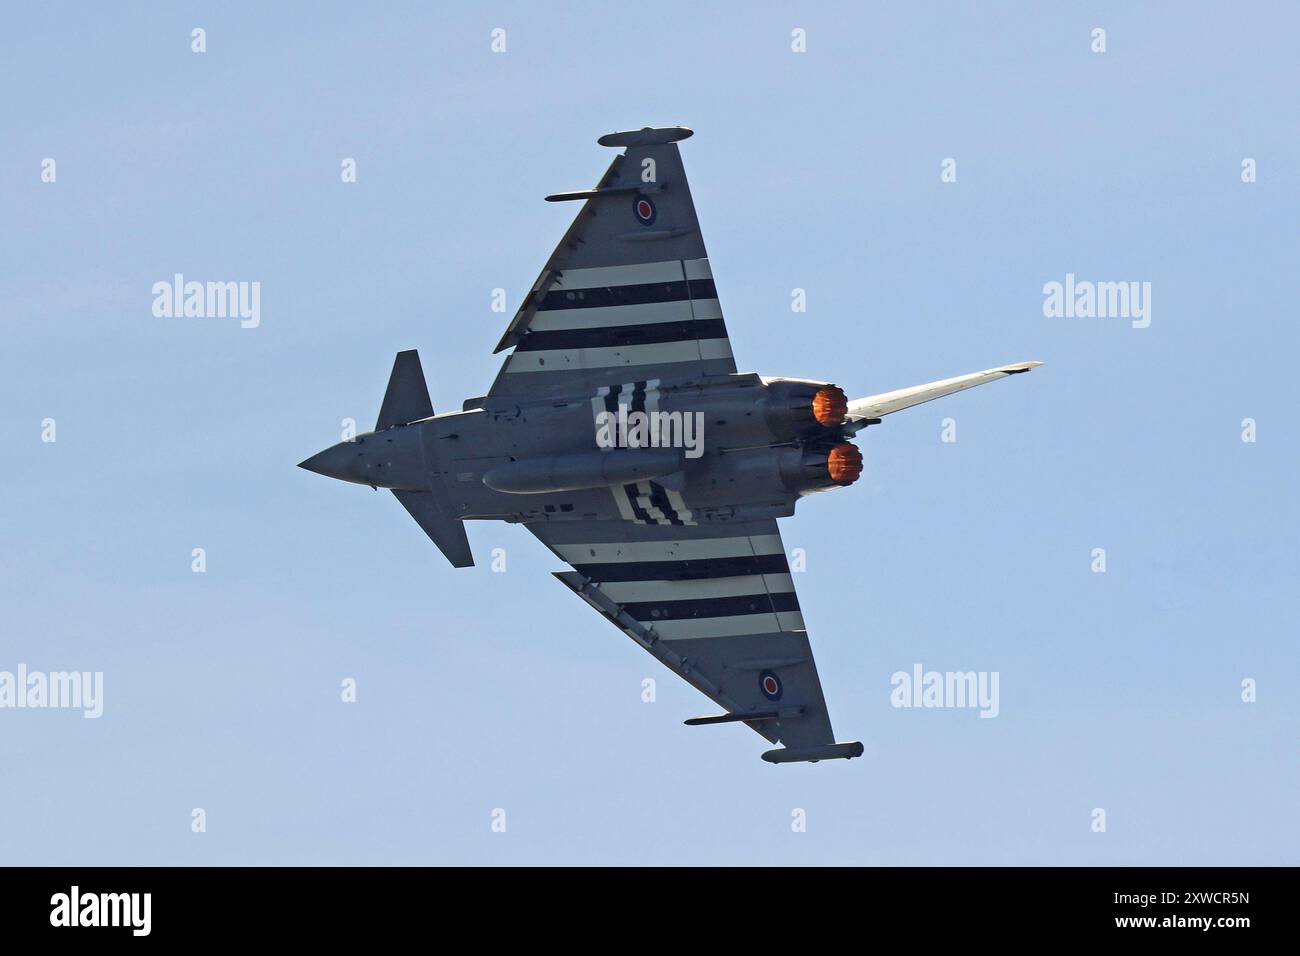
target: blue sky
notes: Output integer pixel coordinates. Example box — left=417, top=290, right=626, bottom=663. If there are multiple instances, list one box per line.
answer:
left=1, top=2, right=1295, bottom=865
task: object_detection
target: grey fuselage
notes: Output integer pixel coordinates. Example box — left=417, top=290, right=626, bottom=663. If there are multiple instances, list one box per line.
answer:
left=305, top=372, right=861, bottom=526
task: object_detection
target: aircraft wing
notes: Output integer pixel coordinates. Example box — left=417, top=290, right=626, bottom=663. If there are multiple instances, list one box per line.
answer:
left=487, top=127, right=738, bottom=402
left=844, top=361, right=1043, bottom=430
left=526, top=517, right=863, bottom=763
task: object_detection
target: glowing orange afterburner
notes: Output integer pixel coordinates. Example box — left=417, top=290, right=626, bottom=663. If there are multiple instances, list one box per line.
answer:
left=826, top=443, right=863, bottom=486
left=812, top=385, right=848, bottom=426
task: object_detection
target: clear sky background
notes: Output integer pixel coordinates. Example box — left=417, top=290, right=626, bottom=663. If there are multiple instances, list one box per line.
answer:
left=2, top=2, right=1295, bottom=865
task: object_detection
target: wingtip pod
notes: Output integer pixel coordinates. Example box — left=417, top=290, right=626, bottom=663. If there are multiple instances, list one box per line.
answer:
left=761, top=741, right=865, bottom=764
left=996, top=360, right=1043, bottom=374
left=597, top=126, right=694, bottom=147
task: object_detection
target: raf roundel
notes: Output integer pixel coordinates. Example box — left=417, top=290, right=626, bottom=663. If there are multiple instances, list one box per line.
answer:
left=759, top=670, right=783, bottom=702
left=634, top=196, right=657, bottom=226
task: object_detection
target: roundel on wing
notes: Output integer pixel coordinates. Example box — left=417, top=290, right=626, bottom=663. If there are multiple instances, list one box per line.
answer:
left=634, top=196, right=657, bottom=225
left=759, top=670, right=783, bottom=702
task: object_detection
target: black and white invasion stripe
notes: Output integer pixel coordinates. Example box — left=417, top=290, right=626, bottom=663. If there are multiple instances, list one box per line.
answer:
left=504, top=258, right=731, bottom=375
left=591, top=377, right=695, bottom=526
left=554, top=532, right=803, bottom=640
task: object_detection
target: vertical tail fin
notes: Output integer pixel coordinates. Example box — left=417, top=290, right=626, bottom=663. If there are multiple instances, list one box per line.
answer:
left=376, top=350, right=434, bottom=430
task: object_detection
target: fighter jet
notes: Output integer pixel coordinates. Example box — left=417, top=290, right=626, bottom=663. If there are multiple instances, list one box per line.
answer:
left=300, top=127, right=1040, bottom=764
